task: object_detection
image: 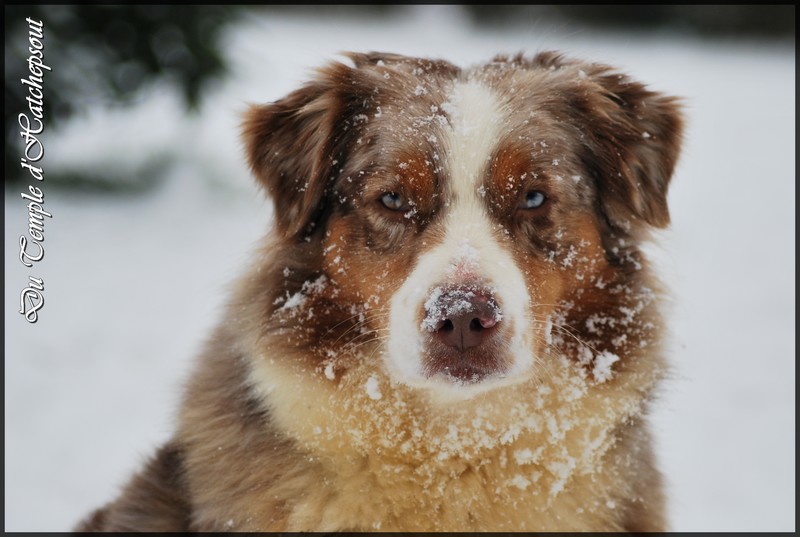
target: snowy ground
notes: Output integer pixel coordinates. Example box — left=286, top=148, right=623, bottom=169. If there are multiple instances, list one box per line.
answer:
left=5, top=7, right=795, bottom=532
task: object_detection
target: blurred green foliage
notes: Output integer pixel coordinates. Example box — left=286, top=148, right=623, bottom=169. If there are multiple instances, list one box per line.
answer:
left=464, top=5, right=795, bottom=37
left=5, top=5, right=242, bottom=188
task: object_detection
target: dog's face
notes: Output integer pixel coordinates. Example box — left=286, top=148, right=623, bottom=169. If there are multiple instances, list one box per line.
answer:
left=243, top=52, right=681, bottom=400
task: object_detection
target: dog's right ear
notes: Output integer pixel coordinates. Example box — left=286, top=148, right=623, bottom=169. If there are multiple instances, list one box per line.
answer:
left=242, top=62, right=361, bottom=240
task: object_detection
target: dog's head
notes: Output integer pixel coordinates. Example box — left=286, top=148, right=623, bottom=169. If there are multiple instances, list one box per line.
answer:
left=243, top=52, right=682, bottom=399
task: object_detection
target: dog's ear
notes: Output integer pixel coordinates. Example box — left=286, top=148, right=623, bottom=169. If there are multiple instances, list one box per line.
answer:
left=566, top=60, right=684, bottom=230
left=242, top=62, right=363, bottom=239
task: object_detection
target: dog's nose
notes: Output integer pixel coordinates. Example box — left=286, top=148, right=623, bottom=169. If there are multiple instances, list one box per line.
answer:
left=427, top=287, right=501, bottom=352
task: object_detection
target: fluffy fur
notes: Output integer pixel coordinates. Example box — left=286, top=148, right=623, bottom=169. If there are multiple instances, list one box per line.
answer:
left=77, top=51, right=683, bottom=532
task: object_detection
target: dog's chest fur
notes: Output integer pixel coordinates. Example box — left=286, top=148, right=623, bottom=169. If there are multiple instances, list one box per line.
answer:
left=177, top=265, right=665, bottom=532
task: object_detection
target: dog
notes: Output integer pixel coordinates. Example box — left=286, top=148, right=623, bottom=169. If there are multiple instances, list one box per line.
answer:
left=76, top=51, right=683, bottom=532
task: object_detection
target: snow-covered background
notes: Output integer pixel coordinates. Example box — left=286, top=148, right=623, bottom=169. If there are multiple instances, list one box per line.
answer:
left=5, top=7, right=795, bottom=532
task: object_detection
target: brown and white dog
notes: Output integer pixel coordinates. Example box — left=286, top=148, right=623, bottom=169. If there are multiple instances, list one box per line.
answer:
left=77, top=51, right=682, bottom=532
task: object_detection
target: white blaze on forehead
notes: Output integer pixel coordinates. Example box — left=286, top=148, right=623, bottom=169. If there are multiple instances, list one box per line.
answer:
left=440, top=80, right=504, bottom=203
left=385, top=80, right=536, bottom=396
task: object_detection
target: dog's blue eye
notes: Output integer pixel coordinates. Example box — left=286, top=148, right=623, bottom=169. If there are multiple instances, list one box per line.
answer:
left=520, top=190, right=546, bottom=210
left=380, top=192, right=405, bottom=211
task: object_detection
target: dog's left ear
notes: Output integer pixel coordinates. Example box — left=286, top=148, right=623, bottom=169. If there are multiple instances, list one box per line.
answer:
left=574, top=64, right=684, bottom=230
left=242, top=61, right=365, bottom=240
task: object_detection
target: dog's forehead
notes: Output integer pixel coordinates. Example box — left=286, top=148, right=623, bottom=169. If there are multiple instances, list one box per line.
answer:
left=366, top=59, right=573, bottom=141
left=351, top=62, right=584, bottom=199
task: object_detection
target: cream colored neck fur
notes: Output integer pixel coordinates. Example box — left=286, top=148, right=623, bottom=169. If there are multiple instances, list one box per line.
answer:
left=247, top=339, right=657, bottom=531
